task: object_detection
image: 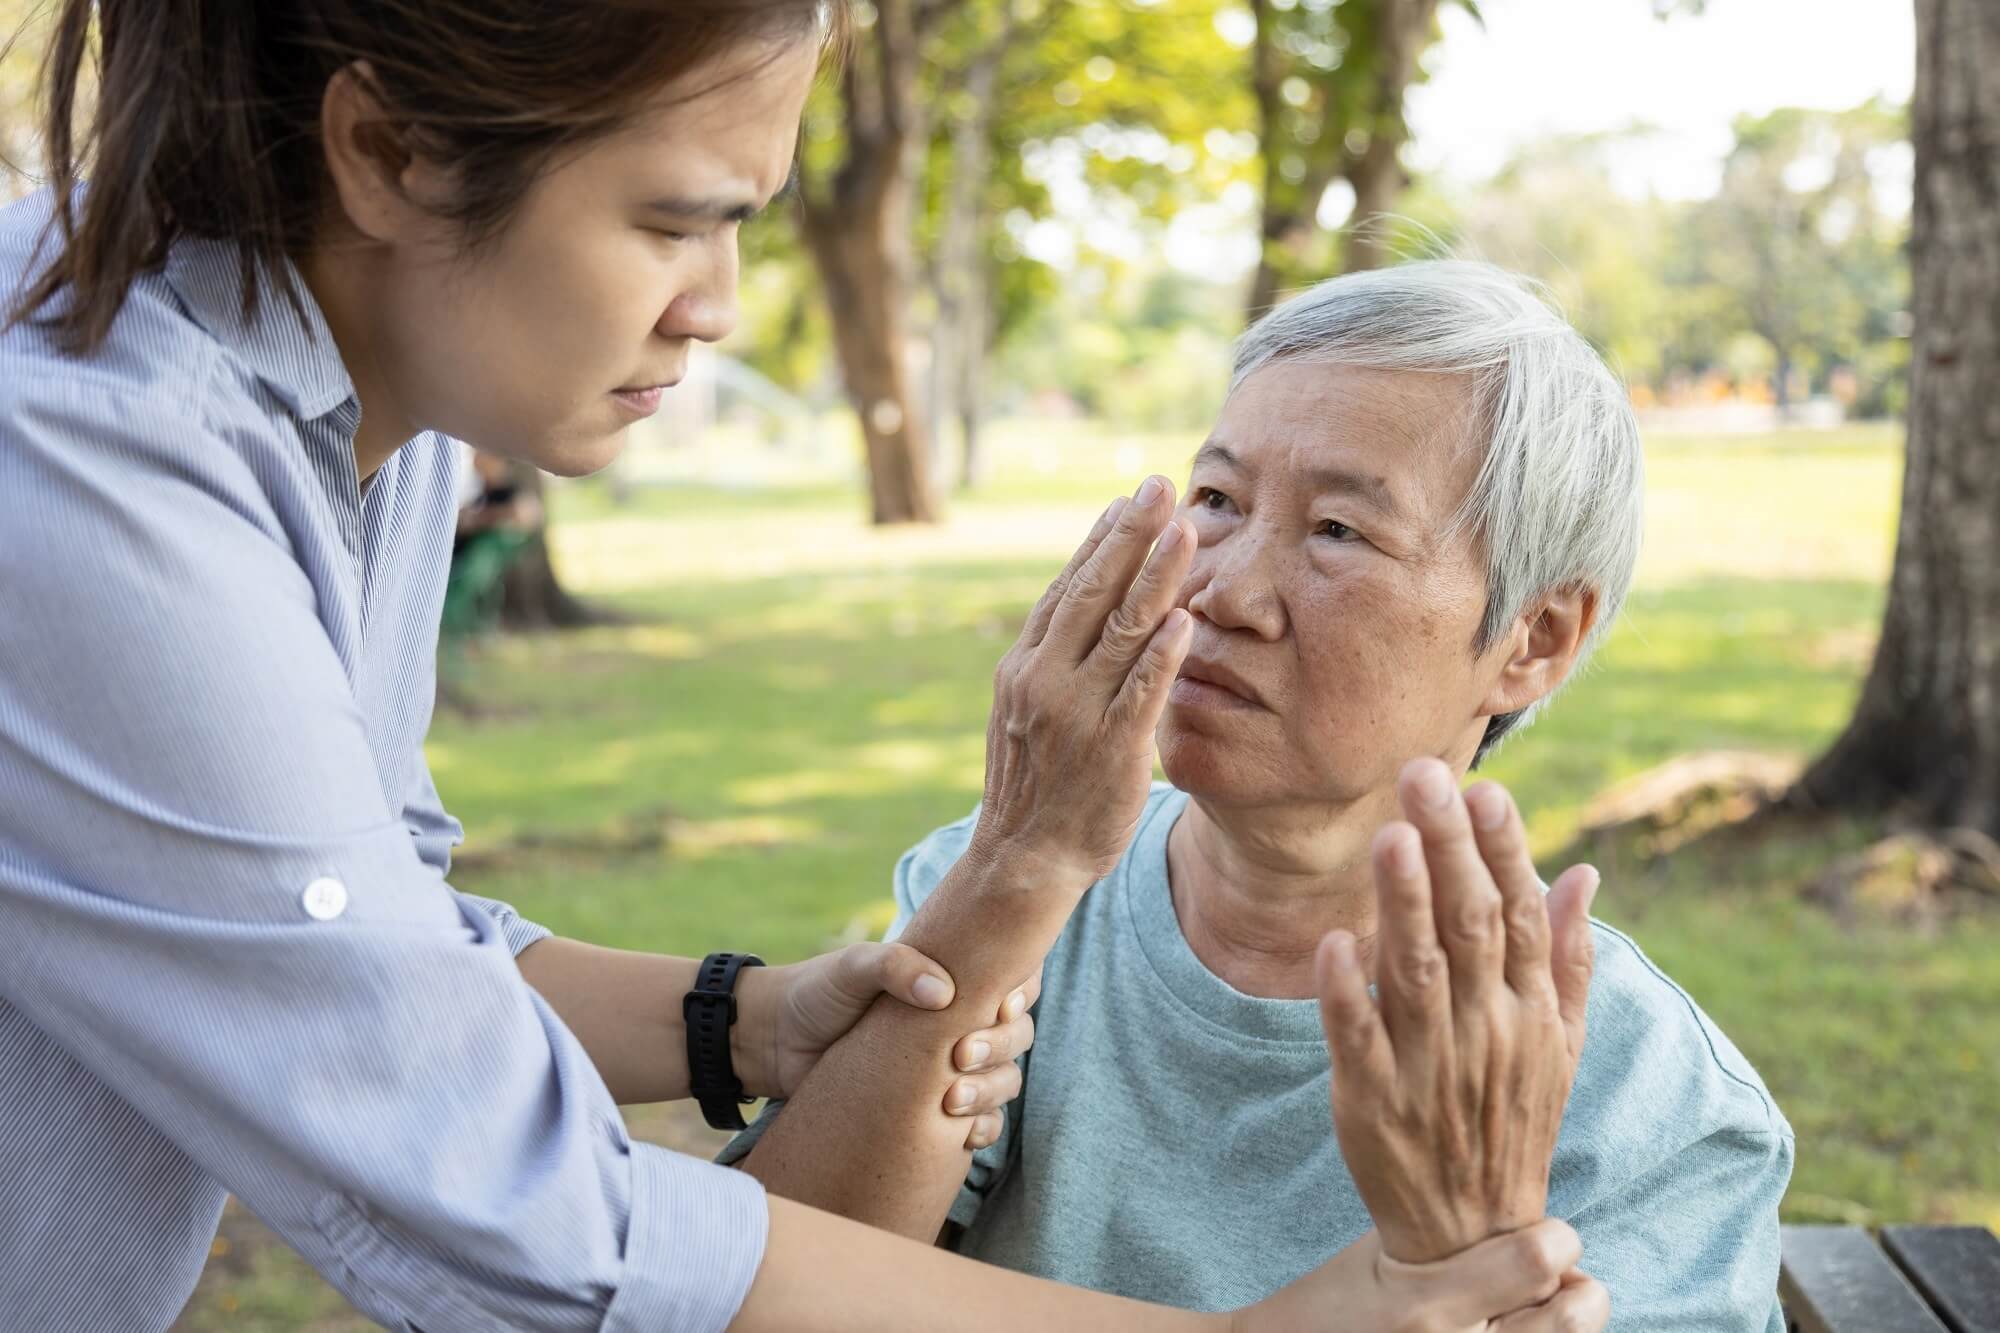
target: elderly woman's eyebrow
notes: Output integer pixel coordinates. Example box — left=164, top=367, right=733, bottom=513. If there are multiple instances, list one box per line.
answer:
left=1192, top=441, right=1400, bottom=515
left=1191, top=441, right=1242, bottom=472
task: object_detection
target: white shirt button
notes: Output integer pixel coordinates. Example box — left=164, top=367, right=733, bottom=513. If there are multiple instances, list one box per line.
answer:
left=301, top=877, right=348, bottom=921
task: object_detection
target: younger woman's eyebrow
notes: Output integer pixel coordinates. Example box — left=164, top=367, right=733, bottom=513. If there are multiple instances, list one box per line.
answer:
left=644, top=165, right=800, bottom=224
left=641, top=195, right=763, bottom=224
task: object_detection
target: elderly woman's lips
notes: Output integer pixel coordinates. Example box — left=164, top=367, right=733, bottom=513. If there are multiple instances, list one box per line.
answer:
left=1170, top=674, right=1262, bottom=711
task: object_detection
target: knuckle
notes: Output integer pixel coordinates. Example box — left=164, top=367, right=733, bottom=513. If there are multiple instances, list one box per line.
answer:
left=1336, top=1015, right=1379, bottom=1063
left=1396, top=943, right=1444, bottom=993
left=1102, top=604, right=1149, bottom=650
left=1444, top=890, right=1500, bottom=947
left=1066, top=566, right=1108, bottom=604
left=1504, top=894, right=1548, bottom=941
left=1516, top=1226, right=1567, bottom=1281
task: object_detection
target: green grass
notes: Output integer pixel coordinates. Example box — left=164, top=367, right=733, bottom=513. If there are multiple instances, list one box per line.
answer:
left=173, top=419, right=2000, bottom=1327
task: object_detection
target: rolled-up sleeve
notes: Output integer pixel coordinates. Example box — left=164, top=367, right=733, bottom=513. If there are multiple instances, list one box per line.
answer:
left=0, top=387, right=766, bottom=1330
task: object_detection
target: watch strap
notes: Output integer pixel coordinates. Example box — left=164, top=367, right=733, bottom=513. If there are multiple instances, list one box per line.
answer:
left=684, top=952, right=765, bottom=1131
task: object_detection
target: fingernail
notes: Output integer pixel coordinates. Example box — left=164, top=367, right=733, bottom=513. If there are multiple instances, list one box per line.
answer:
left=913, top=974, right=952, bottom=1008
left=1469, top=784, right=1509, bottom=830
left=964, top=1040, right=991, bottom=1068
left=1104, top=496, right=1128, bottom=526
left=1156, top=520, right=1183, bottom=553
left=952, top=1083, right=977, bottom=1110
left=1583, top=867, right=1602, bottom=910
left=1004, top=991, right=1026, bottom=1020
left=1136, top=476, right=1164, bottom=506
left=1414, top=763, right=1455, bottom=811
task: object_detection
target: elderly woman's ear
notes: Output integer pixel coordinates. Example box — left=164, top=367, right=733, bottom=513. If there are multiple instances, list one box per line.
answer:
left=1480, top=584, right=1601, bottom=718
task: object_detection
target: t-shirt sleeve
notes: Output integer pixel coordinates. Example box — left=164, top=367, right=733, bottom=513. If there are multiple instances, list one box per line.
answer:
left=717, top=807, right=1021, bottom=1228
left=1570, top=1125, right=1792, bottom=1332
left=1556, top=926, right=1795, bottom=1332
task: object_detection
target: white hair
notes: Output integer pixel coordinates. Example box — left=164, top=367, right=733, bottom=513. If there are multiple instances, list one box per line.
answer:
left=1231, top=260, right=1644, bottom=761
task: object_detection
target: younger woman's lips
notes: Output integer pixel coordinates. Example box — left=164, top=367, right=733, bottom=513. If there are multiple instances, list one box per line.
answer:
left=611, top=386, right=665, bottom=416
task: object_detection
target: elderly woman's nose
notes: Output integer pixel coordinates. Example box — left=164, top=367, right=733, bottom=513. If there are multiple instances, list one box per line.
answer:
left=1188, top=554, right=1284, bottom=638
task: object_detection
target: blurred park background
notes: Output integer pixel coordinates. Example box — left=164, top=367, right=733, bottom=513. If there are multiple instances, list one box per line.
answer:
left=5, top=0, right=1997, bottom=1327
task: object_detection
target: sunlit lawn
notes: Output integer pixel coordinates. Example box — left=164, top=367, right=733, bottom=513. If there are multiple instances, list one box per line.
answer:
left=175, top=419, right=2000, bottom=1328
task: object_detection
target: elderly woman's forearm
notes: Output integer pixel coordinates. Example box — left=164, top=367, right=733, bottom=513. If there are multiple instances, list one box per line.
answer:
left=740, top=855, right=1082, bottom=1239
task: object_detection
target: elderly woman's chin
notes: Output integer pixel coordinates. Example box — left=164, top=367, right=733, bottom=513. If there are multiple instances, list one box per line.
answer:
left=1156, top=711, right=1295, bottom=806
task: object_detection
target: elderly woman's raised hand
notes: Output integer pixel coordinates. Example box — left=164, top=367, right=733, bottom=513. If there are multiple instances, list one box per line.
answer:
left=965, top=476, right=1196, bottom=889
left=1315, top=758, right=1600, bottom=1264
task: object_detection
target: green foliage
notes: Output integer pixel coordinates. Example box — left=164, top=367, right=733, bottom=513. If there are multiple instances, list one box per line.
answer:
left=1439, top=108, right=1910, bottom=412
left=1690, top=100, right=1909, bottom=400
left=1249, top=0, right=1467, bottom=288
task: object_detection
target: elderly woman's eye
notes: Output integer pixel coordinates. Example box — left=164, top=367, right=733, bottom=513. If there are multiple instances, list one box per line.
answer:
left=1318, top=519, right=1358, bottom=541
left=1192, top=487, right=1233, bottom=512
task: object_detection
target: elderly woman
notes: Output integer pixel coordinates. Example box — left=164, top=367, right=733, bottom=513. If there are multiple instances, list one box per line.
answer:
left=726, top=261, right=1794, bottom=1330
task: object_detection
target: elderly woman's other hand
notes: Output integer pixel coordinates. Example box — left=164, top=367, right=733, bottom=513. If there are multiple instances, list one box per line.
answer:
left=966, top=476, right=1197, bottom=889
left=1315, top=758, right=1599, bottom=1264
left=1239, top=1219, right=1606, bottom=1333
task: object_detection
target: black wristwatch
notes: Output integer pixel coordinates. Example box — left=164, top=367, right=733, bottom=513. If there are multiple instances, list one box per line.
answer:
left=684, top=952, right=766, bottom=1131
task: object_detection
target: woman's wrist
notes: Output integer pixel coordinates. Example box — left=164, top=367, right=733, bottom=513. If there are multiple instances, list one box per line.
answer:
left=961, top=829, right=1101, bottom=903
left=726, top=962, right=781, bottom=1101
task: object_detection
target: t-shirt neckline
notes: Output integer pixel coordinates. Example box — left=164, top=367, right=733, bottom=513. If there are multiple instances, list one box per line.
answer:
left=1119, top=787, right=1330, bottom=1047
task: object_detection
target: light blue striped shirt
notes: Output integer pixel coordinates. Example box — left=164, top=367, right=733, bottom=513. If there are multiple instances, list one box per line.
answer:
left=0, top=190, right=768, bottom=1332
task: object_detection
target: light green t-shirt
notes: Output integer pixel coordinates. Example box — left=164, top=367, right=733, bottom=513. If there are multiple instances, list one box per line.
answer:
left=725, top=785, right=1793, bottom=1330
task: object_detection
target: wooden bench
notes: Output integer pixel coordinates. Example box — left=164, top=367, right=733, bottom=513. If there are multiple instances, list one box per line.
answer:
left=1782, top=1224, right=2000, bottom=1332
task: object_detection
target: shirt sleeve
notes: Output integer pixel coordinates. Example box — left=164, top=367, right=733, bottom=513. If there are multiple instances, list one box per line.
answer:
left=1558, top=927, right=1794, bottom=1333
left=1569, top=1126, right=1793, bottom=1332
left=0, top=386, right=765, bottom=1332
left=401, top=756, right=554, bottom=958
left=718, top=807, right=1022, bottom=1230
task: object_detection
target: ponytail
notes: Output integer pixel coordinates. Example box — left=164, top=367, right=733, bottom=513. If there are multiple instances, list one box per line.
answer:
left=9, top=1, right=318, bottom=354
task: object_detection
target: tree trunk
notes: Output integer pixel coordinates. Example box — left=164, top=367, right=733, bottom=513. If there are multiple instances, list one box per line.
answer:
left=1341, top=127, right=1409, bottom=273
left=1339, top=0, right=1435, bottom=274
left=495, top=463, right=611, bottom=630
left=1244, top=0, right=1440, bottom=323
left=1246, top=0, right=1311, bottom=322
left=798, top=0, right=940, bottom=525
left=805, top=209, right=938, bottom=523
left=933, top=17, right=1011, bottom=492
left=1790, top=0, right=2000, bottom=838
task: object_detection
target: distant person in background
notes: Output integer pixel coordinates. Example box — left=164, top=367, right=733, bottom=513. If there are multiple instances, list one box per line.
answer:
left=443, top=446, right=542, bottom=638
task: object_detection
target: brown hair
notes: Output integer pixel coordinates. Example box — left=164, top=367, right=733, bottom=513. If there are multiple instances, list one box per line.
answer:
left=7, top=0, right=840, bottom=355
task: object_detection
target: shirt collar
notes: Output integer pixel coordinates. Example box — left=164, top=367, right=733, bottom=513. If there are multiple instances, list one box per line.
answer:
left=163, top=237, right=358, bottom=421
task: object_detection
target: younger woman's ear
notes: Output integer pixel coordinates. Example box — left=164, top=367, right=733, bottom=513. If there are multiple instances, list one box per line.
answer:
left=319, top=62, right=449, bottom=245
